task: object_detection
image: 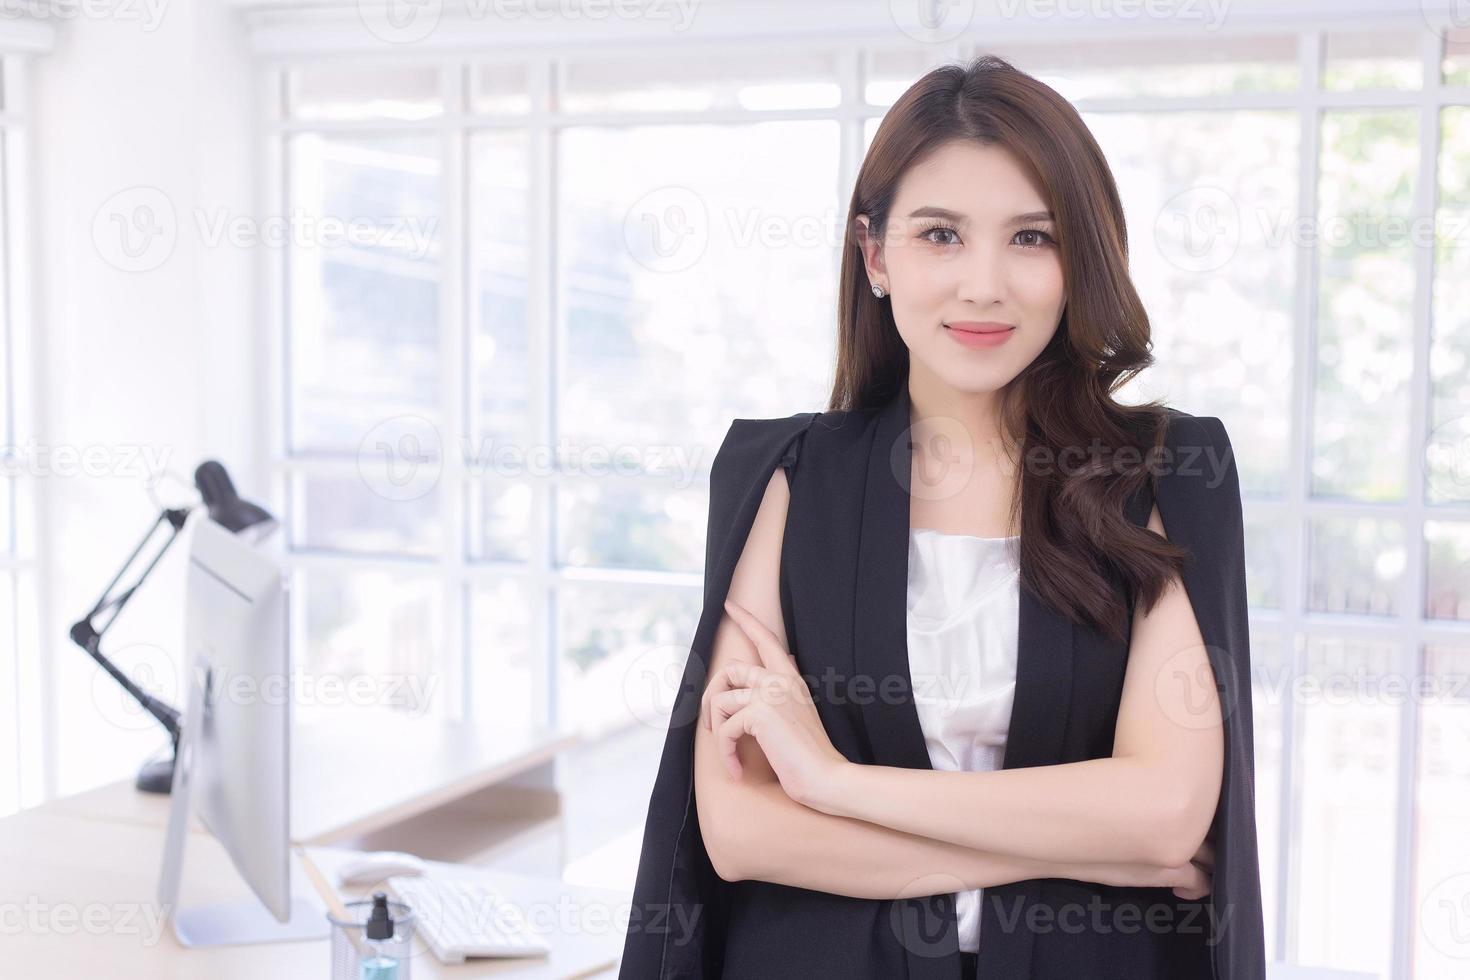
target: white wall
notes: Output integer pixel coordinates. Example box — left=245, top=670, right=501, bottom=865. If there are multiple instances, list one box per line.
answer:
left=28, top=0, right=261, bottom=799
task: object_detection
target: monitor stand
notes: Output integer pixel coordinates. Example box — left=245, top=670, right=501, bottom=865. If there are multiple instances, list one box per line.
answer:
left=172, top=894, right=328, bottom=947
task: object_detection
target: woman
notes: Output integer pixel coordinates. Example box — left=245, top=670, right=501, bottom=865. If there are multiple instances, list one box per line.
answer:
left=620, top=55, right=1265, bottom=979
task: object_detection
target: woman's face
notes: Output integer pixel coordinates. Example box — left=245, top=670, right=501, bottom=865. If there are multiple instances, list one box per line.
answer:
left=860, top=140, right=1066, bottom=395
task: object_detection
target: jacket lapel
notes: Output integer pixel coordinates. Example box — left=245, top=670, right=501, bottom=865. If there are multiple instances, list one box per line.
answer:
left=851, top=383, right=1075, bottom=773
left=851, top=383, right=938, bottom=771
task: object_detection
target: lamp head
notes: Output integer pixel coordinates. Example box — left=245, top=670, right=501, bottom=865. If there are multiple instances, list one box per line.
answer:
left=193, top=461, right=276, bottom=540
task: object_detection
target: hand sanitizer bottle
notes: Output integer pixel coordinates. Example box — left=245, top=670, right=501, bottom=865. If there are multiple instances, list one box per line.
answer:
left=361, top=892, right=399, bottom=980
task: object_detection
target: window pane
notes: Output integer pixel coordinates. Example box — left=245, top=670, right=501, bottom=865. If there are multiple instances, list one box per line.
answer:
left=472, top=63, right=530, bottom=115
left=288, top=65, right=443, bottom=122
left=1443, top=28, right=1470, bottom=86
left=1428, top=107, right=1470, bottom=505
left=556, top=479, right=706, bottom=574
left=1306, top=515, right=1405, bottom=616
left=469, top=579, right=539, bottom=733
left=1004, top=34, right=1299, bottom=99
left=287, top=134, right=442, bottom=454
left=1425, top=520, right=1470, bottom=622
left=560, top=50, right=841, bottom=112
left=469, top=131, right=532, bottom=451
left=468, top=481, right=533, bottom=563
left=289, top=471, right=441, bottom=558
left=1322, top=31, right=1423, bottom=92
left=296, top=570, right=445, bottom=721
left=558, top=122, right=837, bottom=455
left=1088, top=110, right=1297, bottom=494
left=1244, top=509, right=1289, bottom=610
left=1312, top=110, right=1418, bottom=501
left=1415, top=644, right=1470, bottom=976
left=1294, top=636, right=1399, bottom=978
left=1249, top=629, right=1288, bottom=963
left=557, top=584, right=701, bottom=736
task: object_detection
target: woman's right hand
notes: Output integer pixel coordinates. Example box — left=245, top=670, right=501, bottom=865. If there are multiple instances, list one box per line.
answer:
left=1164, top=834, right=1215, bottom=901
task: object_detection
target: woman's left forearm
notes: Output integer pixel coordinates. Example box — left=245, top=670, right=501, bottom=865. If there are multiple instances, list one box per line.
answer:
left=807, top=756, right=1187, bottom=868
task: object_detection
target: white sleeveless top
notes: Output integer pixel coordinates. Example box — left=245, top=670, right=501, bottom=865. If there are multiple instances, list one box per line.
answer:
left=906, top=527, right=1021, bottom=955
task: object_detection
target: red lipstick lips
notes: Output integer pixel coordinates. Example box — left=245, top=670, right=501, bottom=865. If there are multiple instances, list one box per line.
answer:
left=944, top=321, right=1016, bottom=349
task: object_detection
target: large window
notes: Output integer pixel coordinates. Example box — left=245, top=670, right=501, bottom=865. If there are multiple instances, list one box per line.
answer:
left=270, top=56, right=841, bottom=738
left=266, top=19, right=1470, bottom=978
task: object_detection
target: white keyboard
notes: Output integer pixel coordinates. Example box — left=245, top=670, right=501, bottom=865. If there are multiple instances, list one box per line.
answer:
left=386, top=874, right=552, bottom=964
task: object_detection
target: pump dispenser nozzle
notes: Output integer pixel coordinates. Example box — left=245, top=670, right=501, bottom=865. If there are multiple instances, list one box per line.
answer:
left=361, top=892, right=399, bottom=980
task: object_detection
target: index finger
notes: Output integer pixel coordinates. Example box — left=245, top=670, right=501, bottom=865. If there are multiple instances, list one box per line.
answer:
left=702, top=660, right=765, bottom=731
left=722, top=598, right=799, bottom=674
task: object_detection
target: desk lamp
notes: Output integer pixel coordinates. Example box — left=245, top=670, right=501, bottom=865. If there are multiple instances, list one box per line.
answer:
left=68, top=460, right=276, bottom=793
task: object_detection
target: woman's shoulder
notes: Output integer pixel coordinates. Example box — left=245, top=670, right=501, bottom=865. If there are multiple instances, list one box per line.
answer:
left=720, top=406, right=871, bottom=442
left=724, top=407, right=874, bottom=457
left=709, top=408, right=873, bottom=488
left=1150, top=406, right=1241, bottom=518
left=710, top=412, right=817, bottom=479
left=1155, top=405, right=1233, bottom=459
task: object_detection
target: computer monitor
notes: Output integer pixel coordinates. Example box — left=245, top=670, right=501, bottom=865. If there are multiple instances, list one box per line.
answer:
left=156, top=512, right=327, bottom=946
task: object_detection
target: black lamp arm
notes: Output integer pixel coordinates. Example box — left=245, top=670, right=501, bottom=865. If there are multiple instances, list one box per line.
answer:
left=67, top=505, right=194, bottom=743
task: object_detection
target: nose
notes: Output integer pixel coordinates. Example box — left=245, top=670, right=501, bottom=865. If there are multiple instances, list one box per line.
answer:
left=953, top=238, right=1006, bottom=307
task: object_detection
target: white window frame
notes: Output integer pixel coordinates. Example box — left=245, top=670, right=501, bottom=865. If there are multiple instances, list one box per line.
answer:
left=0, top=23, right=54, bottom=815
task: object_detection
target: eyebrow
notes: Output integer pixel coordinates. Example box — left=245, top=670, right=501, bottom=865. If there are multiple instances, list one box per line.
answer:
left=906, top=206, right=1055, bottom=226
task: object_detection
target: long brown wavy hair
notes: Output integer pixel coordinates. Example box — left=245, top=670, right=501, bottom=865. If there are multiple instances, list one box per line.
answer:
left=831, top=54, right=1188, bottom=643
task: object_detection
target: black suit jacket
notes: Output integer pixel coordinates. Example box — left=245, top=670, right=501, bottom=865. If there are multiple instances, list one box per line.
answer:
left=619, top=384, right=1266, bottom=979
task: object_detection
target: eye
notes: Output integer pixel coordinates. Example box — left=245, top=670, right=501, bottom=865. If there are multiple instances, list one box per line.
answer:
left=918, top=223, right=960, bottom=247
left=1014, top=228, right=1057, bottom=249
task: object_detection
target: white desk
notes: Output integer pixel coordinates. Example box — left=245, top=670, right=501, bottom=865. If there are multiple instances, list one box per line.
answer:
left=0, top=805, right=624, bottom=978
left=0, top=715, right=625, bottom=978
